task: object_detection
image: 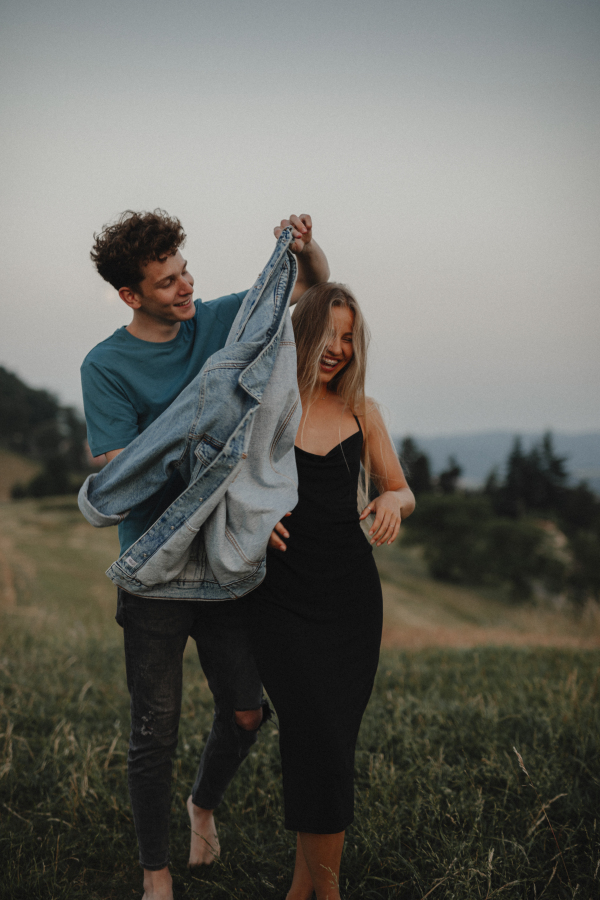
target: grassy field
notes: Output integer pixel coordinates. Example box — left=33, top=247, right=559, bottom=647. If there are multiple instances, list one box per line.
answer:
left=375, top=543, right=600, bottom=651
left=1, top=498, right=600, bottom=899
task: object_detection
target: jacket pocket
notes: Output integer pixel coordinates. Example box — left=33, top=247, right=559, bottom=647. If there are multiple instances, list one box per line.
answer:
left=195, top=434, right=225, bottom=468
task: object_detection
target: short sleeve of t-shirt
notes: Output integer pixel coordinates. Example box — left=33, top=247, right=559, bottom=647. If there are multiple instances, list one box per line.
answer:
left=81, top=360, right=140, bottom=458
left=81, top=291, right=247, bottom=458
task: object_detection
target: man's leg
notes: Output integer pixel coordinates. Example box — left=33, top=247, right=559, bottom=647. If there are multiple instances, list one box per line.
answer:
left=187, top=599, right=267, bottom=865
left=118, top=590, right=194, bottom=893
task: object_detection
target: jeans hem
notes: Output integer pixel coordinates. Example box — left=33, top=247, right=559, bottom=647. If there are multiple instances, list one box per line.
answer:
left=139, top=857, right=170, bottom=871
left=191, top=791, right=222, bottom=811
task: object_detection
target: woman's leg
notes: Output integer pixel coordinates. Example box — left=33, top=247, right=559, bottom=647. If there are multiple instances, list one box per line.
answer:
left=286, top=833, right=315, bottom=900
left=291, top=831, right=345, bottom=900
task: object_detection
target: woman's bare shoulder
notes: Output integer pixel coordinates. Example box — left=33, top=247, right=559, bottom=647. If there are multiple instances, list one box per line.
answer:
left=355, top=396, right=384, bottom=425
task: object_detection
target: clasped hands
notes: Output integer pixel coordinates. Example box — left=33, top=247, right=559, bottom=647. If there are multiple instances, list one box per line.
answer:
left=274, top=214, right=313, bottom=255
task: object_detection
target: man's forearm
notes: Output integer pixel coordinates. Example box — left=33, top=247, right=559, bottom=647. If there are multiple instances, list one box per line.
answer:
left=291, top=239, right=330, bottom=304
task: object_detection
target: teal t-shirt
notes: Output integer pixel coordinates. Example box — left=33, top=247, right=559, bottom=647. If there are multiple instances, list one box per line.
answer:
left=81, top=293, right=246, bottom=553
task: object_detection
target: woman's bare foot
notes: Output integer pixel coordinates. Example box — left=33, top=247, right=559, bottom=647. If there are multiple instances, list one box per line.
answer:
left=286, top=887, right=315, bottom=900
left=187, top=795, right=221, bottom=866
left=142, top=866, right=173, bottom=900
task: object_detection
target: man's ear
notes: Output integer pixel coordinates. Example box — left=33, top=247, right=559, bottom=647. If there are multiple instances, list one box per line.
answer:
left=118, top=286, right=142, bottom=310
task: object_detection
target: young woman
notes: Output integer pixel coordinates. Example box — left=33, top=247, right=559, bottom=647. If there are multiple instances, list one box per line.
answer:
left=244, top=283, right=415, bottom=900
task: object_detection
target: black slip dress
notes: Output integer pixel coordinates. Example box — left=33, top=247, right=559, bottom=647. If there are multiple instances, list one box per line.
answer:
left=243, top=417, right=383, bottom=834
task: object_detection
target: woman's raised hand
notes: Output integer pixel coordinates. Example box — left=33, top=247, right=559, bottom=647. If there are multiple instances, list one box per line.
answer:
left=268, top=513, right=292, bottom=551
left=359, top=492, right=402, bottom=546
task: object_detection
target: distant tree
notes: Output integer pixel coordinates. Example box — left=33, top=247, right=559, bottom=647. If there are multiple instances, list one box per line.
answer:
left=403, top=493, right=493, bottom=583
left=398, top=436, right=432, bottom=495
left=490, top=432, right=569, bottom=518
left=20, top=455, right=73, bottom=498
left=438, top=455, right=462, bottom=495
left=0, top=366, right=61, bottom=457
left=485, top=518, right=566, bottom=601
left=568, top=527, right=600, bottom=604
left=59, top=407, right=89, bottom=473
left=402, top=429, right=600, bottom=607
left=560, top=481, right=600, bottom=533
left=484, top=467, right=500, bottom=498
left=403, top=493, right=566, bottom=601
left=1, top=365, right=91, bottom=497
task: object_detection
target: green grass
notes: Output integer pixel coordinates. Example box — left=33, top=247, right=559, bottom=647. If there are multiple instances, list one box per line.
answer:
left=1, top=499, right=600, bottom=898
left=2, top=618, right=599, bottom=898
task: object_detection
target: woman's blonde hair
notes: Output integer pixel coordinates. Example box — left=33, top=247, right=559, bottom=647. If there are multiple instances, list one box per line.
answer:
left=292, top=282, right=383, bottom=509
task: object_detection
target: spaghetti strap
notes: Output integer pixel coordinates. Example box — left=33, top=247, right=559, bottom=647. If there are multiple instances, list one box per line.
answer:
left=353, top=414, right=363, bottom=436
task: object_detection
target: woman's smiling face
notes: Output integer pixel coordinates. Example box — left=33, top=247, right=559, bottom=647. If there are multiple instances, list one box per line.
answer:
left=318, top=306, right=354, bottom=384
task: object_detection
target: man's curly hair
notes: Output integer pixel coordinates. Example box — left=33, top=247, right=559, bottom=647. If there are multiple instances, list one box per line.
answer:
left=90, top=209, right=187, bottom=291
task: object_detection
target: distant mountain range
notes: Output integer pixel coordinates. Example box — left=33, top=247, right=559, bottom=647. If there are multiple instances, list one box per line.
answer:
left=395, top=431, right=600, bottom=493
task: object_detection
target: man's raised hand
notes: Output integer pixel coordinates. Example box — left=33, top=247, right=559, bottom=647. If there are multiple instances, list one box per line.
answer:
left=274, top=214, right=313, bottom=255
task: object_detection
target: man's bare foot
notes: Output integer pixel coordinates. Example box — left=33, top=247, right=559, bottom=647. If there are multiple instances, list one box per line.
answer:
left=142, top=866, right=173, bottom=900
left=187, top=795, right=221, bottom=866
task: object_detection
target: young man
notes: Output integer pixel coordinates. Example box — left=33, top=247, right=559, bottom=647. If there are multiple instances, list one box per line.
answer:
left=81, top=210, right=329, bottom=900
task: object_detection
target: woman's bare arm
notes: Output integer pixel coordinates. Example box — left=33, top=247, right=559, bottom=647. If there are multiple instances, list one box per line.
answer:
left=358, top=404, right=416, bottom=546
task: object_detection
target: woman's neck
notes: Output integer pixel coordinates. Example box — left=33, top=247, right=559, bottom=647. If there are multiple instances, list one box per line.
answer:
left=303, top=386, right=335, bottom=404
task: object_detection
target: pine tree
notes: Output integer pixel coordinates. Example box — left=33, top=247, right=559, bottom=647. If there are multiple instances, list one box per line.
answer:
left=398, top=437, right=432, bottom=495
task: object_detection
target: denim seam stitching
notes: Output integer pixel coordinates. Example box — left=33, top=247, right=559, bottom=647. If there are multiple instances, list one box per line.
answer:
left=224, top=527, right=263, bottom=567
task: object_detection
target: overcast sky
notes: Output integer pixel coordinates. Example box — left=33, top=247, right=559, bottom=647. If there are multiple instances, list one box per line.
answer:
left=1, top=0, right=598, bottom=436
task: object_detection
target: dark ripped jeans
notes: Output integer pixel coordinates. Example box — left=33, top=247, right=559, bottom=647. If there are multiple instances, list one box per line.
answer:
left=116, top=589, right=267, bottom=871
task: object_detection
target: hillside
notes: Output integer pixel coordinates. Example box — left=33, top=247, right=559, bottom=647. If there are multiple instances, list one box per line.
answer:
left=0, top=364, right=89, bottom=499
left=0, top=450, right=40, bottom=502
left=1, top=496, right=599, bottom=898
left=375, top=542, right=600, bottom=649
left=1, top=497, right=598, bottom=650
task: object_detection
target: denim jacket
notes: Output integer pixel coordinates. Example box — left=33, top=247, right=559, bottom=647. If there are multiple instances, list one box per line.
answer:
left=78, top=228, right=301, bottom=600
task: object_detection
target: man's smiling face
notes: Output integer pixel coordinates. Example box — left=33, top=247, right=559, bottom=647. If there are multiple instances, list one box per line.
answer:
left=130, top=250, right=195, bottom=324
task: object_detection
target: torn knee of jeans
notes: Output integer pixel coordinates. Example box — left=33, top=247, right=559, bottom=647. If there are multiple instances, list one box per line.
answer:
left=233, top=700, right=274, bottom=733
